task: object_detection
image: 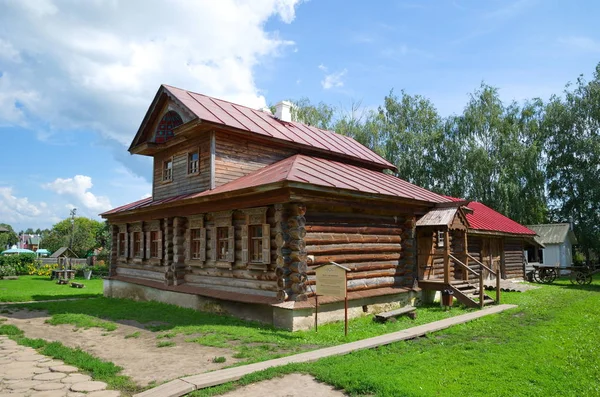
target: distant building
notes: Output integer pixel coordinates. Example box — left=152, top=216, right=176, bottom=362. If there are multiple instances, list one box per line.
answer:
left=526, top=223, right=577, bottom=269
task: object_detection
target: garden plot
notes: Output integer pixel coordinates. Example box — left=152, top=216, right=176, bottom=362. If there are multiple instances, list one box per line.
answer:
left=0, top=309, right=239, bottom=386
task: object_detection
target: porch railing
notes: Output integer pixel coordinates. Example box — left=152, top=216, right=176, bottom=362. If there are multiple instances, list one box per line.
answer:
left=449, top=253, right=500, bottom=307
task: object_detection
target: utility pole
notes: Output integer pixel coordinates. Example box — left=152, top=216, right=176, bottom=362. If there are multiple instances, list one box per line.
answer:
left=69, top=208, right=77, bottom=250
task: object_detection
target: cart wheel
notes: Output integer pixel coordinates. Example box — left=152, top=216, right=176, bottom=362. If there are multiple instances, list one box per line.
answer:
left=539, top=268, right=556, bottom=284
left=533, top=269, right=541, bottom=283
left=574, top=271, right=592, bottom=285
left=570, top=271, right=579, bottom=285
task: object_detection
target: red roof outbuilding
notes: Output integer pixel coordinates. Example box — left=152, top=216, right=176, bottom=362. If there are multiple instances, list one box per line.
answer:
left=444, top=196, right=536, bottom=236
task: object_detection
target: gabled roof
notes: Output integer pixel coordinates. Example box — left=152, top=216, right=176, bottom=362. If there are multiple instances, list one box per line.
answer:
left=416, top=207, right=469, bottom=228
left=28, top=236, right=41, bottom=245
left=102, top=154, right=450, bottom=217
left=129, top=85, right=395, bottom=171
left=50, top=247, right=79, bottom=258
left=526, top=223, right=578, bottom=245
left=443, top=196, right=536, bottom=236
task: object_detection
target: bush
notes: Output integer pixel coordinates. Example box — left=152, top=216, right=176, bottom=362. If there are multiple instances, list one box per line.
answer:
left=92, top=262, right=109, bottom=278
left=0, top=253, right=36, bottom=275
left=0, top=264, right=17, bottom=277
left=27, top=261, right=58, bottom=277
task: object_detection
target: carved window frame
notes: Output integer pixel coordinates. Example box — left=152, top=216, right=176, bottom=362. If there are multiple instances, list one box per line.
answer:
left=186, top=215, right=206, bottom=266
left=128, top=223, right=144, bottom=263
left=117, top=224, right=127, bottom=260
left=211, top=211, right=234, bottom=269
left=144, top=221, right=162, bottom=264
left=241, top=207, right=271, bottom=271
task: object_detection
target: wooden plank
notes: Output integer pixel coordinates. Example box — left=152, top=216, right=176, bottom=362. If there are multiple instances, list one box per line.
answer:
left=134, top=379, right=195, bottom=397
left=374, top=306, right=416, bottom=322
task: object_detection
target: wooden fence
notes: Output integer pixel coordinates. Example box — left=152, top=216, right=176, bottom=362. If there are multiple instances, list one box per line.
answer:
left=37, top=258, right=88, bottom=267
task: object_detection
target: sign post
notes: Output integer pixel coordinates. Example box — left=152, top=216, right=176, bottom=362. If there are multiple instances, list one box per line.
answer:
left=314, top=261, right=351, bottom=336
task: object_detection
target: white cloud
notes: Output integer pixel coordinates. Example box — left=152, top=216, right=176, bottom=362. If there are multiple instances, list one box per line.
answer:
left=318, top=64, right=328, bottom=71
left=0, top=187, right=59, bottom=228
left=0, top=39, right=21, bottom=63
left=0, top=0, right=302, bottom=172
left=321, top=69, right=348, bottom=90
left=559, top=36, right=600, bottom=53
left=43, top=175, right=112, bottom=213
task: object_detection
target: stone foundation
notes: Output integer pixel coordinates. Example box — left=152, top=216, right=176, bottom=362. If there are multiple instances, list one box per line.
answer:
left=104, top=279, right=417, bottom=331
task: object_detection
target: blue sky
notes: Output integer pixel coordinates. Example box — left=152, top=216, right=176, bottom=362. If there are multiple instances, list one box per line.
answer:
left=1, top=0, right=599, bottom=231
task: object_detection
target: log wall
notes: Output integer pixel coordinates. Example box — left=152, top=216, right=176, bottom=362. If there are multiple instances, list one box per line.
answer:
left=110, top=206, right=279, bottom=299
left=504, top=238, right=525, bottom=279
left=468, top=235, right=483, bottom=274
left=303, top=203, right=416, bottom=295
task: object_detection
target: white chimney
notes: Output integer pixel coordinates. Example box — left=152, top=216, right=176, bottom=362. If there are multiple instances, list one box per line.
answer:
left=274, top=101, right=292, bottom=122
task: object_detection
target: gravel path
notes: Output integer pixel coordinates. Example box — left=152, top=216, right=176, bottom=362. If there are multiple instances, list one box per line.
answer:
left=0, top=335, right=120, bottom=397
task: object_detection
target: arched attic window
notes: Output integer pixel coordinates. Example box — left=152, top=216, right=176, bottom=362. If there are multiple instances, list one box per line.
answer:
left=154, top=111, right=183, bottom=143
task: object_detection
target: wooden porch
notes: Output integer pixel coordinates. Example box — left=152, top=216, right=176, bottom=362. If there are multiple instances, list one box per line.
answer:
left=416, top=207, right=501, bottom=308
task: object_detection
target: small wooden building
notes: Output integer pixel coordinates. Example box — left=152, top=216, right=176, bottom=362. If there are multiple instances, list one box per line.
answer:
left=101, top=85, right=535, bottom=329
left=526, top=223, right=577, bottom=270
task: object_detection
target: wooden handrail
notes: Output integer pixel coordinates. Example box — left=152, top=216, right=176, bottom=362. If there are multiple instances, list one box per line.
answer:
left=467, top=253, right=496, bottom=276
left=466, top=253, right=501, bottom=305
left=449, top=254, right=480, bottom=277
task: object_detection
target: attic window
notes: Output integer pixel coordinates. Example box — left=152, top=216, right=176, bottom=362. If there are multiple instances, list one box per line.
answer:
left=188, top=150, right=199, bottom=174
left=163, top=159, right=173, bottom=181
left=155, top=111, right=183, bottom=143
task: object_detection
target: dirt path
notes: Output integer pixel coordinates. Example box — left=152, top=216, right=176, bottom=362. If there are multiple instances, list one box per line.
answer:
left=0, top=309, right=239, bottom=387
left=220, top=373, right=346, bottom=397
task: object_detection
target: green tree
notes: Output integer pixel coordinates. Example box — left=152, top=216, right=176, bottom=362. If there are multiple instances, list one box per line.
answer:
left=290, top=98, right=335, bottom=130
left=43, top=217, right=106, bottom=258
left=0, top=223, right=19, bottom=250
left=544, top=64, right=600, bottom=261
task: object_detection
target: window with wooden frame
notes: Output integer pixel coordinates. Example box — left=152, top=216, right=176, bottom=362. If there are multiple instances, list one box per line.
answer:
left=217, top=227, right=230, bottom=261
left=163, top=158, right=173, bottom=182
left=188, top=150, right=199, bottom=175
left=241, top=207, right=270, bottom=267
left=118, top=233, right=126, bottom=257
left=150, top=231, right=160, bottom=258
left=186, top=215, right=206, bottom=263
left=437, top=230, right=445, bottom=248
left=191, top=228, right=205, bottom=259
left=133, top=231, right=143, bottom=257
left=210, top=211, right=234, bottom=264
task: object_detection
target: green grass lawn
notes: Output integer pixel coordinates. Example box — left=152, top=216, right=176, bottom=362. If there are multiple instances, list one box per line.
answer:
left=0, top=275, right=103, bottom=302
left=191, top=278, right=600, bottom=397
left=4, top=276, right=599, bottom=396
left=19, top=296, right=474, bottom=364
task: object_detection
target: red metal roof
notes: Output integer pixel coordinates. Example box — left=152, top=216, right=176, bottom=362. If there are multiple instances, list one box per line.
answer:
left=161, top=85, right=395, bottom=170
left=102, top=155, right=449, bottom=216
left=443, top=196, right=536, bottom=235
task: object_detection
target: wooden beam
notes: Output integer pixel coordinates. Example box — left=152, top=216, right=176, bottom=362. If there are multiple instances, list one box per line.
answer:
left=444, top=228, right=450, bottom=284
left=210, top=130, right=216, bottom=190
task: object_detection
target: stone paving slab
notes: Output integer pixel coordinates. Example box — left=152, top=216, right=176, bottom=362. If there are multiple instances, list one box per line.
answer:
left=0, top=336, right=120, bottom=397
left=135, top=304, right=517, bottom=397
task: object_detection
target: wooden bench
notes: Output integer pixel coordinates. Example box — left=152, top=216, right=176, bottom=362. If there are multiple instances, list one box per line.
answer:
left=374, top=306, right=417, bottom=323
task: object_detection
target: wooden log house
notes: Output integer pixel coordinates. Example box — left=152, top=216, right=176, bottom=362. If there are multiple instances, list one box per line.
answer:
left=101, top=85, right=538, bottom=329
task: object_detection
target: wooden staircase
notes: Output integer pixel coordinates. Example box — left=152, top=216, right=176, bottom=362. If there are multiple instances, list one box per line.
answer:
left=449, top=280, right=496, bottom=308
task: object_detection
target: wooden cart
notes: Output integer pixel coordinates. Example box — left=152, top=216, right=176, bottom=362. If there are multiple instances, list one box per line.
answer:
left=567, top=264, right=599, bottom=285
left=532, top=264, right=598, bottom=285
left=532, top=264, right=559, bottom=284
